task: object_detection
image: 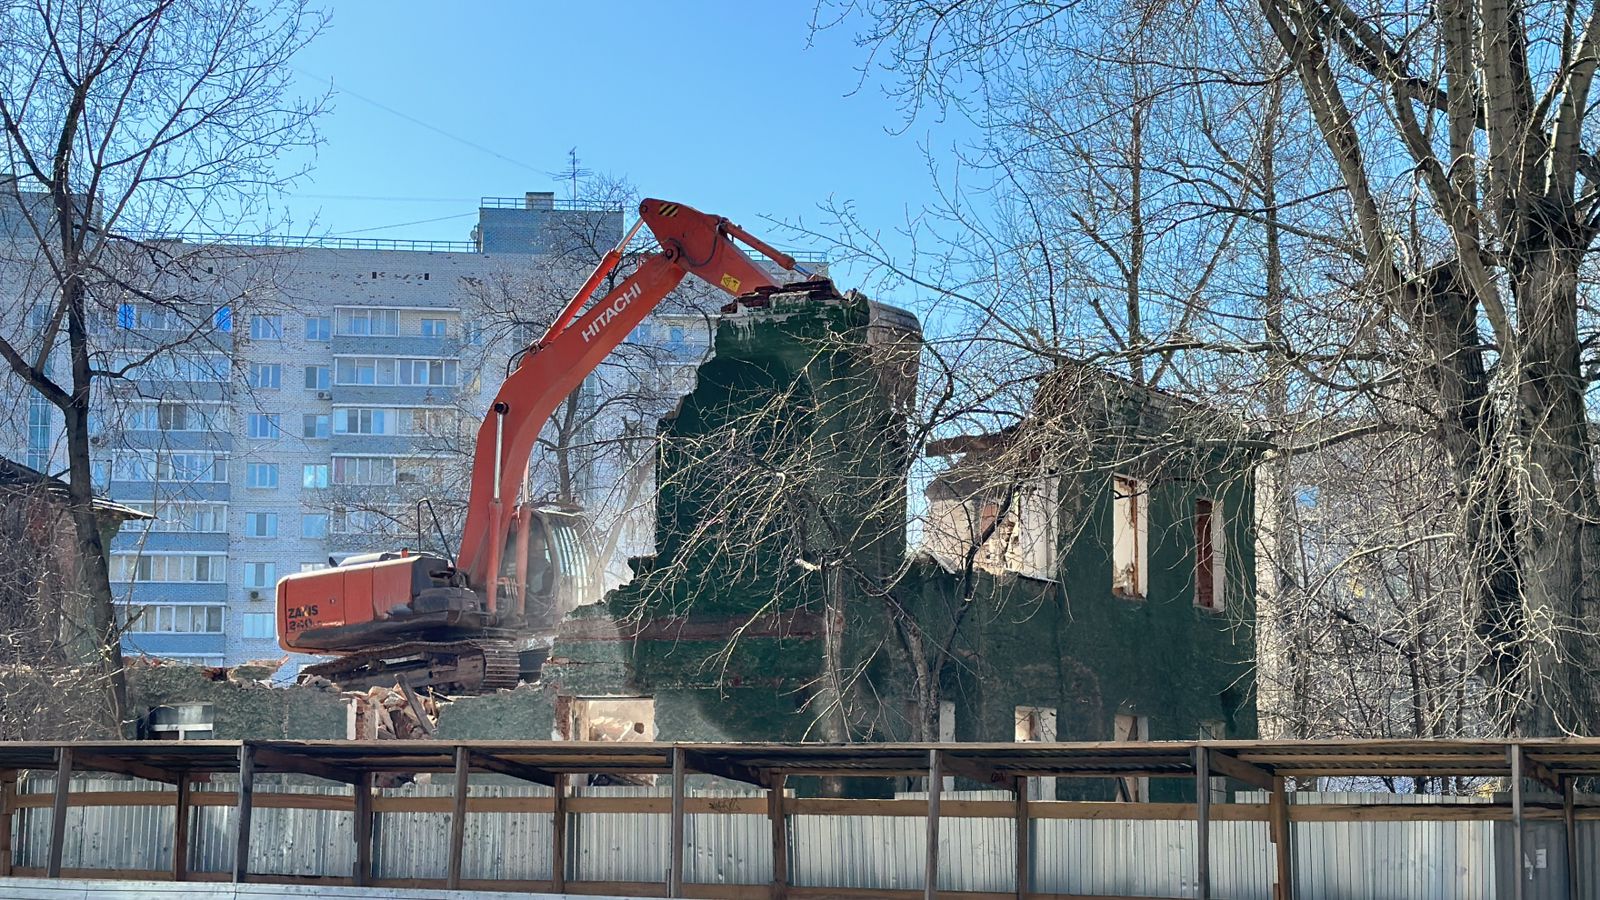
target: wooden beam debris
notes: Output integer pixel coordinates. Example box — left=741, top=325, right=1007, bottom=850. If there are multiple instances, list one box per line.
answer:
left=1207, top=750, right=1276, bottom=791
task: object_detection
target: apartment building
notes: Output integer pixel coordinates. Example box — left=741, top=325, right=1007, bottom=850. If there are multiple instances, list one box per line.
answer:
left=2, top=190, right=790, bottom=670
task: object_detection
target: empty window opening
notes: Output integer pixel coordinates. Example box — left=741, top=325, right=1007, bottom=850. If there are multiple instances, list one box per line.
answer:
left=1112, top=475, right=1149, bottom=599
left=1114, top=711, right=1150, bottom=801
left=1015, top=705, right=1057, bottom=800
left=1194, top=498, right=1226, bottom=611
left=564, top=697, right=656, bottom=786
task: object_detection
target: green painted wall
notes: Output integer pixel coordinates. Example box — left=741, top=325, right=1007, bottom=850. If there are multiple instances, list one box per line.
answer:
left=126, top=664, right=346, bottom=739
left=539, top=288, right=1258, bottom=801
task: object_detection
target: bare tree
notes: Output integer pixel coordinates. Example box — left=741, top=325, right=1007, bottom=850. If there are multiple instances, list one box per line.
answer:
left=0, top=0, right=325, bottom=733
left=820, top=0, right=1600, bottom=739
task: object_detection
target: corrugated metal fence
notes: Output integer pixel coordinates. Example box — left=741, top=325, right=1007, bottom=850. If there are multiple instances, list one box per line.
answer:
left=10, top=777, right=1589, bottom=898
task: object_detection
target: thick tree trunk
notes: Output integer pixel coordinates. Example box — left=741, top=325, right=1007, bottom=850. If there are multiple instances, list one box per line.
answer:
left=61, top=274, right=127, bottom=737
left=1506, top=247, right=1598, bottom=735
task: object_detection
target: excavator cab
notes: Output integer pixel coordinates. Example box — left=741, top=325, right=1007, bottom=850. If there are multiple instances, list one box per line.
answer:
left=501, top=504, right=603, bottom=631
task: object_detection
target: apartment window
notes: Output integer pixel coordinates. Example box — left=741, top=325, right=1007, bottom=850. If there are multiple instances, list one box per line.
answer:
left=335, top=357, right=397, bottom=385
left=123, top=502, right=227, bottom=533
left=299, top=562, right=326, bottom=573
left=305, top=316, right=331, bottom=341
left=113, top=353, right=227, bottom=382
left=247, top=413, right=281, bottom=439
left=302, top=414, right=330, bottom=439
left=243, top=562, right=276, bottom=589
left=26, top=393, right=51, bottom=470
left=337, top=308, right=399, bottom=336
left=249, top=362, right=281, bottom=389
left=158, top=402, right=205, bottom=432
left=167, top=453, right=226, bottom=483
left=332, top=507, right=397, bottom=535
left=302, top=513, right=328, bottom=538
left=120, top=604, right=224, bottom=634
left=250, top=314, right=283, bottom=340
left=246, top=462, right=279, bottom=489
left=147, top=703, right=215, bottom=740
left=1111, top=475, right=1149, bottom=599
left=304, top=365, right=330, bottom=390
left=396, top=459, right=444, bottom=486
left=215, top=306, right=233, bottom=333
left=1114, top=712, right=1151, bottom=801
left=335, top=408, right=391, bottom=435
left=244, top=512, right=278, bottom=538
left=420, top=317, right=447, bottom=337
left=125, top=403, right=204, bottom=432
left=1194, top=498, right=1226, bottom=612
left=110, top=554, right=226, bottom=583
left=121, top=304, right=178, bottom=330
left=115, top=452, right=228, bottom=484
left=403, top=408, right=456, bottom=436
left=332, top=456, right=395, bottom=486
left=242, top=612, right=275, bottom=640
left=398, top=358, right=456, bottom=386
left=302, top=463, right=330, bottom=489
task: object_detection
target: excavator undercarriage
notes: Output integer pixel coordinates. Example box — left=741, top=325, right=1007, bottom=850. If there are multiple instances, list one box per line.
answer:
left=301, top=637, right=526, bottom=693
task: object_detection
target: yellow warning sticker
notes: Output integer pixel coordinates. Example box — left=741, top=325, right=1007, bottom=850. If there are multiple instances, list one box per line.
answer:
left=720, top=274, right=742, bottom=293
left=657, top=202, right=680, bottom=217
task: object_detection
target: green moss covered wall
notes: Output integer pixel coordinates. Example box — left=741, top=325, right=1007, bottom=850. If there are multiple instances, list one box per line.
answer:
left=538, top=287, right=1257, bottom=799
left=126, top=665, right=346, bottom=739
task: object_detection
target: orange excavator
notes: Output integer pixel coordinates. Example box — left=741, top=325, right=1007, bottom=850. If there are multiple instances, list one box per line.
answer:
left=277, top=198, right=813, bottom=691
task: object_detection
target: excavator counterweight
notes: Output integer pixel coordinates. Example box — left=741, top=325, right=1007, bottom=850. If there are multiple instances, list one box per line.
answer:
left=276, top=199, right=800, bottom=692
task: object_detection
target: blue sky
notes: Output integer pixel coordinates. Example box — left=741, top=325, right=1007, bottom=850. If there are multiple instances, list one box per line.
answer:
left=275, top=1, right=974, bottom=298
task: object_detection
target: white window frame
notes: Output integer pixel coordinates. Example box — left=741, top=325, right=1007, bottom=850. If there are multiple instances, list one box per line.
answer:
left=249, top=362, right=282, bottom=389
left=250, top=314, right=283, bottom=341
left=1194, top=497, right=1226, bottom=612
left=1111, top=474, right=1149, bottom=600
left=243, top=561, right=277, bottom=589
left=241, top=612, right=276, bottom=640
left=244, top=512, right=278, bottom=538
left=245, top=462, right=279, bottom=489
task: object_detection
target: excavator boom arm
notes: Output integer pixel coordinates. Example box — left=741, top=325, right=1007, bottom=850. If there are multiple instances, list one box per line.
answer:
left=453, top=199, right=791, bottom=598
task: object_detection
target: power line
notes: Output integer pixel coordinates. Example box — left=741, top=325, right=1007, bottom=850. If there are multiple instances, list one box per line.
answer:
left=295, top=67, right=546, bottom=175
left=333, top=212, right=476, bottom=236
left=291, top=193, right=473, bottom=203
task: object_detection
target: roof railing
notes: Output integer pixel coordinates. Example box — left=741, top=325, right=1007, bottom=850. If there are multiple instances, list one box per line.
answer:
left=125, top=232, right=480, bottom=253
left=478, top=196, right=627, bottom=212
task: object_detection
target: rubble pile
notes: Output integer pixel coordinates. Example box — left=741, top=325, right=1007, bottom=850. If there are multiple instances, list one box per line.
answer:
left=343, top=681, right=442, bottom=740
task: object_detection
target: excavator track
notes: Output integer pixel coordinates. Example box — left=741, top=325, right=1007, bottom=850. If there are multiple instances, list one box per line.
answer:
left=301, top=639, right=524, bottom=694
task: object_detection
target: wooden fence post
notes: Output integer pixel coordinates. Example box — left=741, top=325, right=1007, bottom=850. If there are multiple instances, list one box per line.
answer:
left=926, top=748, right=942, bottom=900
left=1014, top=775, right=1029, bottom=900
left=769, top=773, right=788, bottom=900
left=1194, top=745, right=1211, bottom=900
left=669, top=747, right=686, bottom=897
left=172, top=773, right=191, bottom=881
left=447, top=746, right=470, bottom=889
left=233, top=743, right=255, bottom=884
left=353, top=772, right=373, bottom=886
left=552, top=772, right=568, bottom=892
left=46, top=746, right=72, bottom=878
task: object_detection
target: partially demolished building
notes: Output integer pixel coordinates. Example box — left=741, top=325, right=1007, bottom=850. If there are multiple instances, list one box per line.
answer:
left=130, top=282, right=1258, bottom=801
